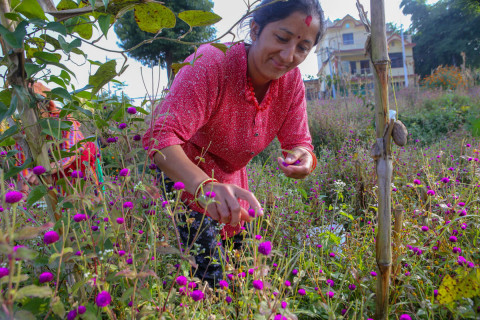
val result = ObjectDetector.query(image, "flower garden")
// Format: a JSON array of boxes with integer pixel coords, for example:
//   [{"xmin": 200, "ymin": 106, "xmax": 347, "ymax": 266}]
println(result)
[{"xmin": 0, "ymin": 84, "xmax": 479, "ymax": 319}]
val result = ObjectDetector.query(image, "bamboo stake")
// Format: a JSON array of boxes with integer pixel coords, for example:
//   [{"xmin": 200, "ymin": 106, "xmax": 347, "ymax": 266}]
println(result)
[{"xmin": 356, "ymin": 0, "xmax": 393, "ymax": 318}]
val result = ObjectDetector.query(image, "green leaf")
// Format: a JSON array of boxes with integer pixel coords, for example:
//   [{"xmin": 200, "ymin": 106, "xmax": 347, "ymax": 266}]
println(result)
[
  {"xmin": 98, "ymin": 14, "xmax": 112, "ymax": 38},
  {"xmin": 16, "ymin": 0, "xmax": 47, "ymax": 19},
  {"xmin": 46, "ymin": 22, "xmax": 67, "ymax": 36},
  {"xmin": 33, "ymin": 51, "xmax": 61, "ymax": 64},
  {"xmin": 24, "ymin": 63, "xmax": 45, "ymax": 77},
  {"xmin": 40, "ymin": 118, "xmax": 72, "ymax": 140},
  {"xmin": 210, "ymin": 43, "xmax": 229, "ymax": 55},
  {"xmin": 49, "ymin": 247, "xmax": 73, "ymax": 264},
  {"xmin": 26, "ymin": 185, "xmax": 48, "ymax": 209},
  {"xmin": 15, "ymin": 222, "xmax": 54, "ymax": 240},
  {"xmin": 14, "ymin": 246, "xmax": 38, "ymax": 260},
  {"xmin": 50, "ymin": 87, "xmax": 72, "ymax": 102},
  {"xmin": 58, "ymin": 35, "xmax": 82, "ymax": 54},
  {"xmin": 4, "ymin": 158, "xmax": 32, "ymax": 180},
  {"xmin": 0, "ymin": 20, "xmax": 27, "ymax": 49},
  {"xmin": 0, "ymin": 124, "xmax": 18, "ymax": 143},
  {"xmin": 51, "ymin": 297, "xmax": 65, "ymax": 318},
  {"xmin": 73, "ymin": 17, "xmax": 93, "ymax": 39},
  {"xmin": 178, "ymin": 10, "xmax": 221, "ymax": 27},
  {"xmin": 171, "ymin": 62, "xmax": 190, "ymax": 75},
  {"xmin": 0, "ymin": 89, "xmax": 12, "ymax": 106},
  {"xmin": 88, "ymin": 60, "xmax": 117, "ymax": 95},
  {"xmin": 0, "ymin": 100, "xmax": 16, "ymax": 123},
  {"xmin": 15, "ymin": 285, "xmax": 52, "ymax": 301},
  {"xmin": 13, "ymin": 310, "xmax": 36, "ymax": 320},
  {"xmin": 134, "ymin": 2, "xmax": 175, "ymax": 33},
  {"xmin": 338, "ymin": 210, "xmax": 354, "ymax": 221}
]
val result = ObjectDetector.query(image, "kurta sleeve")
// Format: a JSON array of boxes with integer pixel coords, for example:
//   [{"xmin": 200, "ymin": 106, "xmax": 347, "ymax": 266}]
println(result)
[
  {"xmin": 276, "ymin": 70, "xmax": 314, "ymax": 152},
  {"xmin": 143, "ymin": 49, "xmax": 220, "ymax": 159},
  {"xmin": 56, "ymin": 120, "xmax": 85, "ymax": 168}
]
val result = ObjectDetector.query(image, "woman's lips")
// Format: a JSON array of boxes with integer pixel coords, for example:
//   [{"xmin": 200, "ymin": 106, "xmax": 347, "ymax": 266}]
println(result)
[{"xmin": 271, "ymin": 58, "xmax": 288, "ymax": 70}]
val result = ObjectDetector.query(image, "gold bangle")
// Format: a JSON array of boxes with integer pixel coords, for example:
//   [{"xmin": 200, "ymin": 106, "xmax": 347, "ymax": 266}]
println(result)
[{"xmin": 194, "ymin": 178, "xmax": 218, "ymax": 201}]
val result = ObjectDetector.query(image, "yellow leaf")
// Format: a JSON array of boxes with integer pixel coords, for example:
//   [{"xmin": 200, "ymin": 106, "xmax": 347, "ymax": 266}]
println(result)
[{"xmin": 437, "ymin": 274, "xmax": 457, "ymax": 305}]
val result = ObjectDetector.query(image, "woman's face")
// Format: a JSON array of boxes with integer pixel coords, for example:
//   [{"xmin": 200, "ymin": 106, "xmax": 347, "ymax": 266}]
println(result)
[{"xmin": 248, "ymin": 11, "xmax": 321, "ymax": 86}]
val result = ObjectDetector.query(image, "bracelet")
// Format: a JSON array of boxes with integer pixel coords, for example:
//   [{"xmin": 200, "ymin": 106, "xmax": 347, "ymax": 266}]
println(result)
[
  {"xmin": 293, "ymin": 147, "xmax": 317, "ymax": 173},
  {"xmin": 194, "ymin": 178, "xmax": 219, "ymax": 203}
]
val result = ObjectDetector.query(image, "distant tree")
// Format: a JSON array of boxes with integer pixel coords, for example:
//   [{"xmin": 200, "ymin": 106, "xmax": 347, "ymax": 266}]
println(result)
[
  {"xmin": 114, "ymin": 0, "xmax": 216, "ymax": 81},
  {"xmin": 400, "ymin": 0, "xmax": 480, "ymax": 77}
]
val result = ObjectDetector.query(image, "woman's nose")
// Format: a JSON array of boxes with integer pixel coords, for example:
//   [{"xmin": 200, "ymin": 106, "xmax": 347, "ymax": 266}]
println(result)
[{"xmin": 279, "ymin": 45, "xmax": 295, "ymax": 63}]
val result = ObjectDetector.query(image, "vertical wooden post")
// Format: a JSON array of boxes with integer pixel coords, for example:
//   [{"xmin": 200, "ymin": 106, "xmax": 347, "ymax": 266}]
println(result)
[{"xmin": 370, "ymin": 0, "xmax": 393, "ymax": 319}]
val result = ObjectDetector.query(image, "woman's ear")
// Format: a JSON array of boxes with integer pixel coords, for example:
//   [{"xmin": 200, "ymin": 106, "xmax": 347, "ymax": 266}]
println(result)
[{"xmin": 250, "ymin": 20, "xmax": 259, "ymax": 41}]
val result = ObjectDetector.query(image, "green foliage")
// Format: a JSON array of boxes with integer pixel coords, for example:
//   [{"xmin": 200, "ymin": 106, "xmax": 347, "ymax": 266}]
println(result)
[
  {"xmin": 399, "ymin": 92, "xmax": 480, "ymax": 144},
  {"xmin": 114, "ymin": 0, "xmax": 216, "ymax": 79},
  {"xmin": 400, "ymin": 0, "xmax": 480, "ymax": 77}
]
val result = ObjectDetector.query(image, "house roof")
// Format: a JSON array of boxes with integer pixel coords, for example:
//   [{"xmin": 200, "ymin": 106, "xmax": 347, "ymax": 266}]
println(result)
[{"xmin": 327, "ymin": 14, "xmax": 364, "ymax": 29}]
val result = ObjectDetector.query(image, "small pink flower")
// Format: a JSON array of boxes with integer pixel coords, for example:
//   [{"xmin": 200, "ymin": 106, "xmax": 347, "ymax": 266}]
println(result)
[
  {"xmin": 116, "ymin": 217, "xmax": 124, "ymax": 224},
  {"xmin": 252, "ymin": 279, "xmax": 263, "ymax": 290},
  {"xmin": 173, "ymin": 181, "xmax": 185, "ymax": 190},
  {"xmin": 95, "ymin": 291, "xmax": 112, "ymax": 307},
  {"xmin": 427, "ymin": 189, "xmax": 435, "ymax": 196},
  {"xmin": 123, "ymin": 202, "xmax": 133, "ymax": 209},
  {"xmin": 327, "ymin": 291, "xmax": 335, "ymax": 298},
  {"xmin": 127, "ymin": 107, "xmax": 137, "ymax": 114},
  {"xmin": 73, "ymin": 214, "xmax": 87, "ymax": 222},
  {"xmin": 5, "ymin": 191, "xmax": 23, "ymax": 204},
  {"xmin": 190, "ymin": 290, "xmax": 204, "ymax": 301},
  {"xmin": 0, "ymin": 268, "xmax": 9, "ymax": 278},
  {"xmin": 33, "ymin": 166, "xmax": 46, "ymax": 175},
  {"xmin": 298, "ymin": 288, "xmax": 306, "ymax": 296},
  {"xmin": 176, "ymin": 276, "xmax": 188, "ymax": 286},
  {"xmin": 218, "ymin": 280, "xmax": 229, "ymax": 289},
  {"xmin": 421, "ymin": 226, "xmax": 429, "ymax": 232},
  {"xmin": 44, "ymin": 230, "xmax": 59, "ymax": 244},
  {"xmin": 39, "ymin": 272, "xmax": 54, "ymax": 283},
  {"xmin": 119, "ymin": 168, "xmax": 130, "ymax": 177},
  {"xmin": 71, "ymin": 170, "xmax": 83, "ymax": 178},
  {"xmin": 258, "ymin": 241, "xmax": 272, "ymax": 256}
]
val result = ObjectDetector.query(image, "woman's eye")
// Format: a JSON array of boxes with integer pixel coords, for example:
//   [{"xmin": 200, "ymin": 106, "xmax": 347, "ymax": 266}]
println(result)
[
  {"xmin": 276, "ymin": 35, "xmax": 288, "ymax": 42},
  {"xmin": 298, "ymin": 46, "xmax": 308, "ymax": 52}
]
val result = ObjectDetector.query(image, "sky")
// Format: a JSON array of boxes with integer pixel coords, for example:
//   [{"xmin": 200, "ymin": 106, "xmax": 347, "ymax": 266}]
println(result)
[{"xmin": 8, "ymin": 0, "xmax": 436, "ymax": 103}]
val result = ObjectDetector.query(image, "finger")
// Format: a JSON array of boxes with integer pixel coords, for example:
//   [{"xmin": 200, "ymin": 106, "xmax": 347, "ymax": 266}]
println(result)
[
  {"xmin": 215, "ymin": 199, "xmax": 231, "ymax": 225},
  {"xmin": 240, "ymin": 207, "xmax": 253, "ymax": 223},
  {"xmin": 225, "ymin": 196, "xmax": 241, "ymax": 227},
  {"xmin": 234, "ymin": 188, "xmax": 263, "ymax": 217},
  {"xmin": 204, "ymin": 202, "xmax": 221, "ymax": 221}
]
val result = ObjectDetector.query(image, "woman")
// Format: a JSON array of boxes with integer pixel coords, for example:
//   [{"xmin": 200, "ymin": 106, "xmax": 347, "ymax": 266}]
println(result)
[{"xmin": 143, "ymin": 0, "xmax": 324, "ymax": 286}]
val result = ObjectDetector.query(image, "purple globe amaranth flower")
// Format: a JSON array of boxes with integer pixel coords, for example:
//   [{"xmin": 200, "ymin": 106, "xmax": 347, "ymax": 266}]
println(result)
[
  {"xmin": 458, "ymin": 255, "xmax": 467, "ymax": 266},
  {"xmin": 298, "ymin": 288, "xmax": 306, "ymax": 296},
  {"xmin": 123, "ymin": 202, "xmax": 133, "ymax": 209},
  {"xmin": 133, "ymin": 134, "xmax": 141, "ymax": 141},
  {"xmin": 452, "ymin": 247, "xmax": 461, "ymax": 254},
  {"xmin": 258, "ymin": 241, "xmax": 272, "ymax": 256},
  {"xmin": 348, "ymin": 284, "xmax": 356, "ymax": 290},
  {"xmin": 292, "ymin": 269, "xmax": 298, "ymax": 275},
  {"xmin": 326, "ymin": 279, "xmax": 335, "ymax": 287},
  {"xmin": 225, "ymin": 296, "xmax": 232, "ymax": 303},
  {"xmin": 44, "ymin": 230, "xmax": 60, "ymax": 244},
  {"xmin": 248, "ymin": 208, "xmax": 256, "ymax": 217},
  {"xmin": 107, "ymin": 137, "xmax": 117, "ymax": 143},
  {"xmin": 66, "ymin": 309, "xmax": 77, "ymax": 320},
  {"xmin": 399, "ymin": 315, "xmax": 412, "ymax": 320},
  {"xmin": 413, "ymin": 179, "xmax": 421, "ymax": 185},
  {"xmin": 33, "ymin": 165, "xmax": 46, "ymax": 175},
  {"xmin": 119, "ymin": 168, "xmax": 130, "ymax": 177},
  {"xmin": 441, "ymin": 177, "xmax": 450, "ymax": 183},
  {"xmin": 118, "ymin": 123, "xmax": 127, "ymax": 130},
  {"xmin": 126, "ymin": 258, "xmax": 133, "ymax": 265},
  {"xmin": 252, "ymin": 279, "xmax": 263, "ymax": 290},
  {"xmin": 421, "ymin": 226, "xmax": 429, "ymax": 232},
  {"xmin": 148, "ymin": 163, "xmax": 157, "ymax": 170},
  {"xmin": 284, "ymin": 280, "xmax": 291, "ymax": 287},
  {"xmin": 73, "ymin": 214, "xmax": 87, "ymax": 222},
  {"xmin": 77, "ymin": 306, "xmax": 86, "ymax": 314},
  {"xmin": 449, "ymin": 235, "xmax": 458, "ymax": 243},
  {"xmin": 434, "ymin": 289, "xmax": 438, "ymax": 297},
  {"xmin": 39, "ymin": 272, "xmax": 54, "ymax": 283},
  {"xmin": 127, "ymin": 107, "xmax": 137, "ymax": 114},
  {"xmin": 0, "ymin": 268, "xmax": 9, "ymax": 278},
  {"xmin": 427, "ymin": 189, "xmax": 435, "ymax": 196},
  {"xmin": 116, "ymin": 217, "xmax": 124, "ymax": 224},
  {"xmin": 327, "ymin": 291, "xmax": 335, "ymax": 298},
  {"xmin": 218, "ymin": 280, "xmax": 229, "ymax": 289},
  {"xmin": 176, "ymin": 276, "xmax": 188, "ymax": 286},
  {"xmin": 71, "ymin": 170, "xmax": 83, "ymax": 178},
  {"xmin": 173, "ymin": 181, "xmax": 185, "ymax": 190},
  {"xmin": 329, "ymin": 252, "xmax": 336, "ymax": 258},
  {"xmin": 91, "ymin": 225, "xmax": 99, "ymax": 231},
  {"xmin": 458, "ymin": 202, "xmax": 465, "ymax": 207},
  {"xmin": 370, "ymin": 271, "xmax": 377, "ymax": 277},
  {"xmin": 96, "ymin": 291, "xmax": 112, "ymax": 307},
  {"xmin": 281, "ymin": 301, "xmax": 288, "ymax": 309},
  {"xmin": 5, "ymin": 191, "xmax": 23, "ymax": 204},
  {"xmin": 118, "ymin": 250, "xmax": 126, "ymax": 256},
  {"xmin": 190, "ymin": 290, "xmax": 204, "ymax": 301}
]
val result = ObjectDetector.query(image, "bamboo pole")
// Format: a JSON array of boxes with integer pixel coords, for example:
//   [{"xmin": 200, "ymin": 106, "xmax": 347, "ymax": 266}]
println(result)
[
  {"xmin": 356, "ymin": 0, "xmax": 393, "ymax": 318},
  {"xmin": 370, "ymin": 1, "xmax": 392, "ymax": 319}
]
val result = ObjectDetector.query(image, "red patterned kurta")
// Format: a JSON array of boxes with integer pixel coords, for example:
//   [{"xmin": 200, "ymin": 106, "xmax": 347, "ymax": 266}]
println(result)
[{"xmin": 143, "ymin": 42, "xmax": 313, "ymax": 238}]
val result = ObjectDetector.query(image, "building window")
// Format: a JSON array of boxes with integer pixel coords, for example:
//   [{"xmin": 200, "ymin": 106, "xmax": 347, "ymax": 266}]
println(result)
[
  {"xmin": 350, "ymin": 61, "xmax": 357, "ymax": 74},
  {"xmin": 360, "ymin": 60, "xmax": 370, "ymax": 74},
  {"xmin": 343, "ymin": 33, "xmax": 354, "ymax": 45},
  {"xmin": 389, "ymin": 52, "xmax": 403, "ymax": 68},
  {"xmin": 345, "ymin": 23, "xmax": 350, "ymax": 29}
]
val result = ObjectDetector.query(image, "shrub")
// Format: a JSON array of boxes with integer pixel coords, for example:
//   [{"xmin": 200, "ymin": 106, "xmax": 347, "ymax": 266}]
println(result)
[{"xmin": 422, "ymin": 66, "xmax": 467, "ymax": 90}]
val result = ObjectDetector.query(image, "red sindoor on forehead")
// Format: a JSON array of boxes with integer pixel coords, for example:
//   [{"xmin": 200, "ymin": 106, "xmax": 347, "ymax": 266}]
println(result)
[{"xmin": 305, "ymin": 15, "xmax": 312, "ymax": 27}]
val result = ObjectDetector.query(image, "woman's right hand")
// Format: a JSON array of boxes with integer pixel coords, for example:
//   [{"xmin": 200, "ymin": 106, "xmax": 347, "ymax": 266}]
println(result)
[{"xmin": 198, "ymin": 182, "xmax": 263, "ymax": 226}]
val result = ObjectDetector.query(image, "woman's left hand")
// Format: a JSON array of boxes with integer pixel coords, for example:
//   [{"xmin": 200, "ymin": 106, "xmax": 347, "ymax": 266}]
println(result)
[{"xmin": 277, "ymin": 147, "xmax": 313, "ymax": 179}]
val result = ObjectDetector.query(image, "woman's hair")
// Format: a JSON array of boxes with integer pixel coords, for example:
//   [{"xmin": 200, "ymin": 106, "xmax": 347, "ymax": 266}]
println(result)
[{"xmin": 248, "ymin": 0, "xmax": 325, "ymax": 45}]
